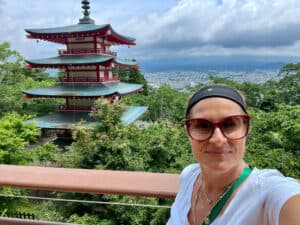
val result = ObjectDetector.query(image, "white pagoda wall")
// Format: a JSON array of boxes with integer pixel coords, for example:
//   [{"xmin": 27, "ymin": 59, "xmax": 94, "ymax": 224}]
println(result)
[
  {"xmin": 68, "ymin": 65, "xmax": 97, "ymax": 78},
  {"xmin": 67, "ymin": 37, "xmax": 94, "ymax": 50},
  {"xmin": 66, "ymin": 37, "xmax": 111, "ymax": 51}
]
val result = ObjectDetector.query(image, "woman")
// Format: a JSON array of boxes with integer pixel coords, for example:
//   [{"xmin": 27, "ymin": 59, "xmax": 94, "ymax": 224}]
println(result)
[{"xmin": 167, "ymin": 85, "xmax": 300, "ymax": 225}]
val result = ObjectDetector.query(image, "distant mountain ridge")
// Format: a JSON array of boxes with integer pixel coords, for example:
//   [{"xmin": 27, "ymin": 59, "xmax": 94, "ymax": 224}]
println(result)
[{"xmin": 139, "ymin": 55, "xmax": 300, "ymax": 72}]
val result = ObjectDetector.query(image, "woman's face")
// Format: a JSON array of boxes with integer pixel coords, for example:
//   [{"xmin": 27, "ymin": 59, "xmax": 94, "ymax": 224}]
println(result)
[{"xmin": 187, "ymin": 97, "xmax": 248, "ymax": 173}]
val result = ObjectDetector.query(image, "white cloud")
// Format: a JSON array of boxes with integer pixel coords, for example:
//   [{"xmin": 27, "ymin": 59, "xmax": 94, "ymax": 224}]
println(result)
[
  {"xmin": 1, "ymin": 0, "xmax": 300, "ymax": 60},
  {"xmin": 118, "ymin": 0, "xmax": 300, "ymax": 58}
]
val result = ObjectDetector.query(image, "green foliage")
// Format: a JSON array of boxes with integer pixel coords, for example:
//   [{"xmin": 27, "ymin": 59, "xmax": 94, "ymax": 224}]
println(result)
[
  {"xmin": 0, "ymin": 113, "xmax": 40, "ymax": 164},
  {"xmin": 69, "ymin": 214, "xmax": 114, "ymax": 225},
  {"xmin": 209, "ymin": 72, "xmax": 300, "ymax": 110},
  {"xmin": 150, "ymin": 208, "xmax": 171, "ymax": 225},
  {"xmin": 0, "ymin": 42, "xmax": 20, "ymax": 62},
  {"xmin": 34, "ymin": 201, "xmax": 65, "ymax": 221},
  {"xmin": 29, "ymin": 143, "xmax": 60, "ymax": 166},
  {"xmin": 115, "ymin": 68, "xmax": 149, "ymax": 94},
  {"xmin": 61, "ymin": 99, "xmax": 145, "ymax": 170},
  {"xmin": 245, "ymin": 104, "xmax": 300, "ymax": 177},
  {"xmin": 135, "ymin": 121, "xmax": 193, "ymax": 173},
  {"xmin": 279, "ymin": 63, "xmax": 300, "ymax": 74},
  {"xmin": 0, "ymin": 188, "xmax": 30, "ymax": 214},
  {"xmin": 126, "ymin": 85, "xmax": 189, "ymax": 122},
  {"xmin": 0, "ymin": 42, "xmax": 58, "ymax": 117}
]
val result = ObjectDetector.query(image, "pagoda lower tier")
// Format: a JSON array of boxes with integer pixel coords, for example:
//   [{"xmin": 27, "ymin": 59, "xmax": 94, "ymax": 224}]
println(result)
[
  {"xmin": 22, "ymin": 81, "xmax": 147, "ymax": 129},
  {"xmin": 23, "ymin": 107, "xmax": 148, "ymax": 129}
]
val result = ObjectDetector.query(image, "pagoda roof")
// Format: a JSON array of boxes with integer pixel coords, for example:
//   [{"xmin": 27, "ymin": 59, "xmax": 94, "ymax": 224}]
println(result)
[
  {"xmin": 25, "ymin": 24, "xmax": 135, "ymax": 45},
  {"xmin": 25, "ymin": 55, "xmax": 138, "ymax": 68},
  {"xmin": 23, "ymin": 107, "xmax": 148, "ymax": 129},
  {"xmin": 22, "ymin": 82, "xmax": 143, "ymax": 98}
]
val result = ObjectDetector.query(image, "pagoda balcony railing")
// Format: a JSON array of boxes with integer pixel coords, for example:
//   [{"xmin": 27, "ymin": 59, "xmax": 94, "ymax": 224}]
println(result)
[
  {"xmin": 58, "ymin": 105, "xmax": 92, "ymax": 112},
  {"xmin": 59, "ymin": 77, "xmax": 98, "ymax": 82},
  {"xmin": 60, "ymin": 76, "xmax": 119, "ymax": 83},
  {"xmin": 0, "ymin": 165, "xmax": 179, "ymax": 225},
  {"xmin": 104, "ymin": 76, "xmax": 119, "ymax": 82},
  {"xmin": 58, "ymin": 49, "xmax": 117, "ymax": 56}
]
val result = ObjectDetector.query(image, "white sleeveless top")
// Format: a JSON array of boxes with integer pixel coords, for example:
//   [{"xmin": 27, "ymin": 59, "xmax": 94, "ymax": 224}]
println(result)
[{"xmin": 167, "ymin": 163, "xmax": 300, "ymax": 225}]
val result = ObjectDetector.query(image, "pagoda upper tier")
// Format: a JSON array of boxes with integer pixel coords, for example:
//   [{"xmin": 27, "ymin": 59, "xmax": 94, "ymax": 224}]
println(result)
[
  {"xmin": 25, "ymin": 55, "xmax": 138, "ymax": 69},
  {"xmin": 23, "ymin": 82, "xmax": 144, "ymax": 98},
  {"xmin": 25, "ymin": 24, "xmax": 136, "ymax": 46}
]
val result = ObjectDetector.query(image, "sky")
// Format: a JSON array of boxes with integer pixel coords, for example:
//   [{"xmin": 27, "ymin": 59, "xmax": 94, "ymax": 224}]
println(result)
[{"xmin": 1, "ymin": 0, "xmax": 300, "ymax": 70}]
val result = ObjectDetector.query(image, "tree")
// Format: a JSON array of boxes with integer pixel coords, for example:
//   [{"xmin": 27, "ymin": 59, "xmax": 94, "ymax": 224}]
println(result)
[
  {"xmin": 125, "ymin": 85, "xmax": 189, "ymax": 122},
  {"xmin": 61, "ymin": 99, "xmax": 145, "ymax": 170},
  {"xmin": 114, "ymin": 68, "xmax": 149, "ymax": 94},
  {"xmin": 0, "ymin": 112, "xmax": 40, "ymax": 164},
  {"xmin": 0, "ymin": 42, "xmax": 58, "ymax": 117},
  {"xmin": 245, "ymin": 105, "xmax": 300, "ymax": 177}
]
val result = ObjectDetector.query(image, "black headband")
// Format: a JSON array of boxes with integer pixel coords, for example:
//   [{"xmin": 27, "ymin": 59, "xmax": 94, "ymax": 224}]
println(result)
[{"xmin": 186, "ymin": 85, "xmax": 247, "ymax": 116}]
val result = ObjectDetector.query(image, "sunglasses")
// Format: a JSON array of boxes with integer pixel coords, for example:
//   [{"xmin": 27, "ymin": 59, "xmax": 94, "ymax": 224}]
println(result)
[{"xmin": 185, "ymin": 115, "xmax": 250, "ymax": 142}]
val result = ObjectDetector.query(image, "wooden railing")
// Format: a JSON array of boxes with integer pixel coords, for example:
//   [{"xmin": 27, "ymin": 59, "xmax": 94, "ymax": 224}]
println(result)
[
  {"xmin": 0, "ymin": 165, "xmax": 179, "ymax": 224},
  {"xmin": 0, "ymin": 217, "xmax": 78, "ymax": 225},
  {"xmin": 0, "ymin": 165, "xmax": 179, "ymax": 198}
]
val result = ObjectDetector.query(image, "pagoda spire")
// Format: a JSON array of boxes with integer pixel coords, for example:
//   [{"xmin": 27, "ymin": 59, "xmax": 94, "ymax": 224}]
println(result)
[{"xmin": 78, "ymin": 0, "xmax": 95, "ymax": 24}]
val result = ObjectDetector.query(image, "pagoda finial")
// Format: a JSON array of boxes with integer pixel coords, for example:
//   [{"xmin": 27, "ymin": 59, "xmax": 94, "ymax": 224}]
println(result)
[{"xmin": 79, "ymin": 0, "xmax": 95, "ymax": 24}]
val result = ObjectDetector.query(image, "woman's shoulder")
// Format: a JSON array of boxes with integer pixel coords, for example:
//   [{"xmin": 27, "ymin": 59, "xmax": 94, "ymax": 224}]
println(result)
[
  {"xmin": 177, "ymin": 163, "xmax": 200, "ymax": 191},
  {"xmin": 180, "ymin": 163, "xmax": 200, "ymax": 180},
  {"xmin": 254, "ymin": 168, "xmax": 297, "ymax": 181},
  {"xmin": 252, "ymin": 168, "xmax": 300, "ymax": 190},
  {"xmin": 251, "ymin": 168, "xmax": 300, "ymax": 225}
]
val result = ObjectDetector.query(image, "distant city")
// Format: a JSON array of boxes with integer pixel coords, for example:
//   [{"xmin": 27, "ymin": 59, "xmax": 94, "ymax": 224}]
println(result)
[
  {"xmin": 142, "ymin": 70, "xmax": 282, "ymax": 89},
  {"xmin": 47, "ymin": 68, "xmax": 284, "ymax": 90},
  {"xmin": 136, "ymin": 55, "xmax": 299, "ymax": 89}
]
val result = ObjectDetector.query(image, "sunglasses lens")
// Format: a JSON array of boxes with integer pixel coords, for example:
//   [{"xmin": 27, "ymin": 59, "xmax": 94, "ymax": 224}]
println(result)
[
  {"xmin": 186, "ymin": 116, "xmax": 249, "ymax": 141},
  {"xmin": 220, "ymin": 116, "xmax": 249, "ymax": 139},
  {"xmin": 187, "ymin": 119, "xmax": 213, "ymax": 141}
]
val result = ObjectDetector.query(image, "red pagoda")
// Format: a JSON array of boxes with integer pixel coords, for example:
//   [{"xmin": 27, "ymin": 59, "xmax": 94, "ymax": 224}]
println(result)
[{"xmin": 23, "ymin": 0, "xmax": 147, "ymax": 138}]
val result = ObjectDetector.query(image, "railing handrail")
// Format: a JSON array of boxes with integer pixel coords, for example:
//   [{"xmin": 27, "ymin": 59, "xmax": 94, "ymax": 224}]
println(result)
[
  {"xmin": 0, "ymin": 217, "xmax": 78, "ymax": 225},
  {"xmin": 0, "ymin": 165, "xmax": 179, "ymax": 199}
]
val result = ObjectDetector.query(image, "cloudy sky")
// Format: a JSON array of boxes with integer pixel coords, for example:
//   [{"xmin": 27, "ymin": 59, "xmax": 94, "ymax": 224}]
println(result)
[{"xmin": 1, "ymin": 0, "xmax": 300, "ymax": 67}]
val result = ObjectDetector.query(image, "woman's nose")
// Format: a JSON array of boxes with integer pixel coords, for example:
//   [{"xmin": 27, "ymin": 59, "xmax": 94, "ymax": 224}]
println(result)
[{"xmin": 208, "ymin": 127, "xmax": 227, "ymax": 145}]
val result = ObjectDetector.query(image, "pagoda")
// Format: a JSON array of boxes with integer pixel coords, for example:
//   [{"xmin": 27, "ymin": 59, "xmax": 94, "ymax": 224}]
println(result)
[{"xmin": 23, "ymin": 0, "xmax": 147, "ymax": 138}]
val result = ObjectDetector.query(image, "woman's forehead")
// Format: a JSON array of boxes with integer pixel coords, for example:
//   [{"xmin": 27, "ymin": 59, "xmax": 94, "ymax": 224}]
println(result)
[{"xmin": 190, "ymin": 97, "xmax": 245, "ymax": 118}]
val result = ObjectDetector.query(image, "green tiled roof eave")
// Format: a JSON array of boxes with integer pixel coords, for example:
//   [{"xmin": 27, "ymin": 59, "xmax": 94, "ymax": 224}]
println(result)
[
  {"xmin": 25, "ymin": 24, "xmax": 135, "ymax": 43},
  {"xmin": 115, "ymin": 58, "xmax": 138, "ymax": 66},
  {"xmin": 121, "ymin": 106, "xmax": 148, "ymax": 125},
  {"xmin": 25, "ymin": 24, "xmax": 109, "ymax": 35},
  {"xmin": 23, "ymin": 107, "xmax": 148, "ymax": 129},
  {"xmin": 110, "ymin": 27, "xmax": 136, "ymax": 42},
  {"xmin": 22, "ymin": 82, "xmax": 144, "ymax": 97},
  {"xmin": 26, "ymin": 55, "xmax": 113, "ymax": 66}
]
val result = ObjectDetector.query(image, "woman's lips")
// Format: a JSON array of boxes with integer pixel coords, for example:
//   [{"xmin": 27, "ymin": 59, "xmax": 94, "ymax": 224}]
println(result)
[{"xmin": 205, "ymin": 150, "xmax": 230, "ymax": 156}]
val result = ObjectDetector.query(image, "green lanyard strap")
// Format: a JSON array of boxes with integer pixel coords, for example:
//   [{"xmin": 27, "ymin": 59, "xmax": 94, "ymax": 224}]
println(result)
[{"xmin": 203, "ymin": 167, "xmax": 252, "ymax": 225}]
